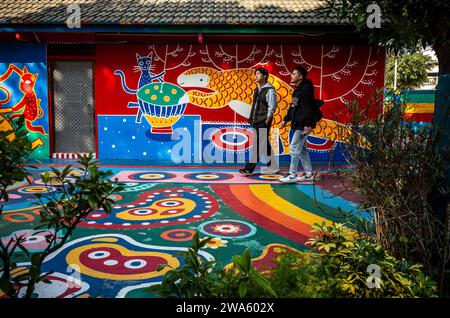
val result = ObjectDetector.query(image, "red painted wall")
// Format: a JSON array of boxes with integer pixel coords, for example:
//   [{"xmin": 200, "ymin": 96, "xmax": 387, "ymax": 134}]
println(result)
[
  {"xmin": 96, "ymin": 44, "xmax": 384, "ymax": 120},
  {"xmin": 95, "ymin": 44, "xmax": 385, "ymax": 161}
]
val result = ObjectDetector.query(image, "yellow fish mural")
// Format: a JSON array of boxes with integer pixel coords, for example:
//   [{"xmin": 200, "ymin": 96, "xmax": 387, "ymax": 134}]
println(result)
[{"xmin": 177, "ymin": 67, "xmax": 368, "ymax": 154}]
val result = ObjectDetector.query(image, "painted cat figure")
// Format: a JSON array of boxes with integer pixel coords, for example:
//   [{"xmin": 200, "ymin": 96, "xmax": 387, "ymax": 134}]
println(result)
[
  {"xmin": 0, "ymin": 65, "xmax": 45, "ymax": 134},
  {"xmin": 114, "ymin": 52, "xmax": 166, "ymax": 123}
]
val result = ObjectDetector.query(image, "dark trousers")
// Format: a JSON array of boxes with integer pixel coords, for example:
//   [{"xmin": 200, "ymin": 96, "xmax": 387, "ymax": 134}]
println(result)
[{"xmin": 244, "ymin": 121, "xmax": 273, "ymax": 173}]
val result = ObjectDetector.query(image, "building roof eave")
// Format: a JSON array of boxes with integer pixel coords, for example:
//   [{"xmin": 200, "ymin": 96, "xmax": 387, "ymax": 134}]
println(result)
[{"xmin": 0, "ymin": 22, "xmax": 354, "ymax": 35}]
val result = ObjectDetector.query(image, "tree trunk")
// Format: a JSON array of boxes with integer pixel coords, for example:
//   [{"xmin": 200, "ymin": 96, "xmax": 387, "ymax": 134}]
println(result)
[
  {"xmin": 432, "ymin": 39, "xmax": 450, "ymax": 294},
  {"xmin": 435, "ymin": 44, "xmax": 450, "ymax": 76},
  {"xmin": 431, "ymin": 6, "xmax": 450, "ymax": 76}
]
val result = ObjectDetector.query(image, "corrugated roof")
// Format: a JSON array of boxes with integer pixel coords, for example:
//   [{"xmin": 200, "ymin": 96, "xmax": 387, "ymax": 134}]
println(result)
[{"xmin": 0, "ymin": 0, "xmax": 342, "ymax": 25}]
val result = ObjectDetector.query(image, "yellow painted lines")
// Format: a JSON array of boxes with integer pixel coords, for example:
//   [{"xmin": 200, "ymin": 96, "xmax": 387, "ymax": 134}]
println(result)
[{"xmin": 249, "ymin": 184, "xmax": 332, "ymax": 226}]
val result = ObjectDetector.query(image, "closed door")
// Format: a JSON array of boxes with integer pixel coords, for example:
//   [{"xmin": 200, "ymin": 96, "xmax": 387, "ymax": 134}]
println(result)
[{"xmin": 52, "ymin": 61, "xmax": 95, "ymax": 153}]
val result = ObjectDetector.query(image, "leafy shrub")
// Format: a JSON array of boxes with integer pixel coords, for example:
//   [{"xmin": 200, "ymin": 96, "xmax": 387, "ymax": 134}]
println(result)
[
  {"xmin": 267, "ymin": 223, "xmax": 438, "ymax": 298},
  {"xmin": 265, "ymin": 250, "xmax": 335, "ymax": 298},
  {"xmin": 0, "ymin": 115, "xmax": 32, "ymax": 208},
  {"xmin": 0, "ymin": 115, "xmax": 33, "ymax": 297},
  {"xmin": 0, "ymin": 154, "xmax": 123, "ymax": 298},
  {"xmin": 332, "ymin": 91, "xmax": 449, "ymax": 295},
  {"xmin": 148, "ymin": 232, "xmax": 276, "ymax": 298}
]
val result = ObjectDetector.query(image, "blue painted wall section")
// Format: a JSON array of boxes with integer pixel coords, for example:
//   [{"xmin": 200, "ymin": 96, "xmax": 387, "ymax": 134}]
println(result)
[{"xmin": 0, "ymin": 43, "xmax": 49, "ymax": 159}]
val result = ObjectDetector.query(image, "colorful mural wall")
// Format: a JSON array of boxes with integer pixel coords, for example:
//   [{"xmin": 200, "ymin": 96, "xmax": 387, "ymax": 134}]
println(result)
[
  {"xmin": 0, "ymin": 44, "xmax": 49, "ymax": 159},
  {"xmin": 385, "ymin": 90, "xmax": 435, "ymax": 132},
  {"xmin": 96, "ymin": 44, "xmax": 385, "ymax": 164}
]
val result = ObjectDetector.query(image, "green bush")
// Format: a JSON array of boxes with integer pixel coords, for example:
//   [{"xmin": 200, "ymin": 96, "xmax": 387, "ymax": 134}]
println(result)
[
  {"xmin": 267, "ymin": 223, "xmax": 438, "ymax": 298},
  {"xmin": 148, "ymin": 232, "xmax": 276, "ymax": 298},
  {"xmin": 0, "ymin": 115, "xmax": 32, "ymax": 208},
  {"xmin": 0, "ymin": 154, "xmax": 123, "ymax": 298},
  {"xmin": 338, "ymin": 93, "xmax": 449, "ymax": 294},
  {"xmin": 265, "ymin": 251, "xmax": 335, "ymax": 298},
  {"xmin": 0, "ymin": 115, "xmax": 33, "ymax": 297}
]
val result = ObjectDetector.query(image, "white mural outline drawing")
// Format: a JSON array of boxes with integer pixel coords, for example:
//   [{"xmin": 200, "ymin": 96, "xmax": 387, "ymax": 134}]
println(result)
[
  {"xmin": 323, "ymin": 46, "xmax": 358, "ymax": 81},
  {"xmin": 291, "ymin": 45, "xmax": 378, "ymax": 106},
  {"xmin": 239, "ymin": 45, "xmax": 263, "ymax": 65},
  {"xmin": 274, "ymin": 45, "xmax": 291, "ymax": 77},
  {"xmin": 291, "ymin": 45, "xmax": 322, "ymax": 90},
  {"xmin": 323, "ymin": 45, "xmax": 340, "ymax": 59},
  {"xmin": 200, "ymin": 46, "xmax": 224, "ymax": 71},
  {"xmin": 215, "ymin": 45, "xmax": 235, "ymax": 64},
  {"xmin": 324, "ymin": 47, "xmax": 378, "ymax": 103},
  {"xmin": 149, "ymin": 44, "xmax": 196, "ymax": 70},
  {"xmin": 256, "ymin": 46, "xmax": 276, "ymax": 67},
  {"xmin": 292, "ymin": 45, "xmax": 321, "ymax": 70}
]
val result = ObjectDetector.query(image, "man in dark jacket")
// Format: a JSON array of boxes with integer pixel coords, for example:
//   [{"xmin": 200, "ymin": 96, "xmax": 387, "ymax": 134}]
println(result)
[
  {"xmin": 239, "ymin": 67, "xmax": 279, "ymax": 176},
  {"xmin": 279, "ymin": 66, "xmax": 315, "ymax": 183}
]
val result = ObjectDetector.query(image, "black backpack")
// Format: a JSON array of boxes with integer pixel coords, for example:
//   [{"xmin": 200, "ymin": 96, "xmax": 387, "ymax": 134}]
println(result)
[{"xmin": 313, "ymin": 99, "xmax": 324, "ymax": 123}]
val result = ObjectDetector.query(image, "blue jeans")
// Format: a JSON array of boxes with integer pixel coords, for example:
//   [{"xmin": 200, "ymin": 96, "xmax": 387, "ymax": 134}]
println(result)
[{"xmin": 289, "ymin": 130, "xmax": 312, "ymax": 175}]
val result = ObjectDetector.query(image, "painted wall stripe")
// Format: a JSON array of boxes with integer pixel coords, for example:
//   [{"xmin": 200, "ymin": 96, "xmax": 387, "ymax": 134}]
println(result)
[
  {"xmin": 404, "ymin": 103, "xmax": 434, "ymax": 114},
  {"xmin": 403, "ymin": 113, "xmax": 434, "ymax": 122},
  {"xmin": 402, "ymin": 93, "xmax": 435, "ymax": 103},
  {"xmin": 52, "ymin": 153, "xmax": 97, "ymax": 159}
]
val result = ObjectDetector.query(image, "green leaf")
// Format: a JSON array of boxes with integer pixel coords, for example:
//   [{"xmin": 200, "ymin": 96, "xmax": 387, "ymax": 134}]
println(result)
[
  {"xmin": 253, "ymin": 275, "xmax": 277, "ymax": 298},
  {"xmin": 239, "ymin": 281, "xmax": 248, "ymax": 298},
  {"xmin": 146, "ymin": 284, "xmax": 162, "ymax": 292},
  {"xmin": 157, "ymin": 264, "xmax": 173, "ymax": 272},
  {"xmin": 87, "ymin": 196, "xmax": 98, "ymax": 209},
  {"xmin": 0, "ymin": 278, "xmax": 12, "ymax": 295},
  {"xmin": 232, "ymin": 255, "xmax": 246, "ymax": 273},
  {"xmin": 42, "ymin": 279, "xmax": 52, "ymax": 284},
  {"xmin": 29, "ymin": 266, "xmax": 41, "ymax": 280},
  {"xmin": 102, "ymin": 202, "xmax": 112, "ymax": 214},
  {"xmin": 191, "ymin": 232, "xmax": 200, "ymax": 251},
  {"xmin": 16, "ymin": 242, "xmax": 30, "ymax": 257},
  {"xmin": 242, "ymin": 248, "xmax": 251, "ymax": 273},
  {"xmin": 199, "ymin": 236, "xmax": 213, "ymax": 249},
  {"xmin": 31, "ymin": 253, "xmax": 42, "ymax": 266}
]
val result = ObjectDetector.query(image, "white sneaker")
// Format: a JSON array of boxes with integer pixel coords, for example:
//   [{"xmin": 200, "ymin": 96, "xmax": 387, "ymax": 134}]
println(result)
[
  {"xmin": 297, "ymin": 173, "xmax": 314, "ymax": 182},
  {"xmin": 279, "ymin": 173, "xmax": 298, "ymax": 183},
  {"xmin": 260, "ymin": 166, "xmax": 280, "ymax": 175}
]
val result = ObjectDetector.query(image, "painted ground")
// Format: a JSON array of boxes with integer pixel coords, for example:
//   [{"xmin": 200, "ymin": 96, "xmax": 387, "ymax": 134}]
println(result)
[{"xmin": 0, "ymin": 166, "xmax": 361, "ymax": 298}]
